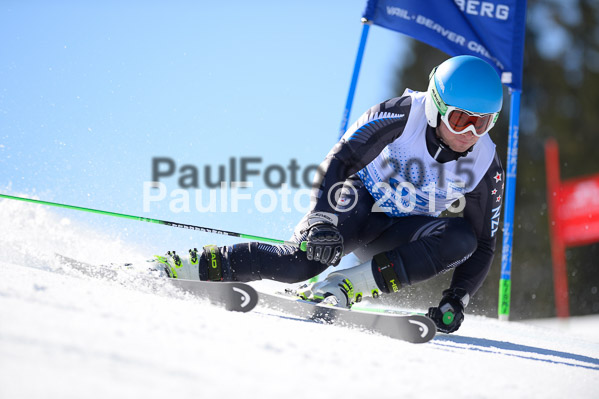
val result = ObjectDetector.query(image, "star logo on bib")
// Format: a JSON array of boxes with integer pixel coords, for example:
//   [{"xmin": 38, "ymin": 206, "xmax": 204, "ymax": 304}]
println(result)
[
  {"xmin": 492, "ymin": 188, "xmax": 497, "ymax": 195},
  {"xmin": 494, "ymin": 172, "xmax": 502, "ymax": 183},
  {"xmin": 496, "ymin": 195, "xmax": 502, "ymax": 202}
]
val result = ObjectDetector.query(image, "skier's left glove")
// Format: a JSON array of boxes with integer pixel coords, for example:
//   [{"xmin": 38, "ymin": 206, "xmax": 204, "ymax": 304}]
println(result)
[
  {"xmin": 304, "ymin": 212, "xmax": 343, "ymax": 266},
  {"xmin": 427, "ymin": 288, "xmax": 470, "ymax": 334}
]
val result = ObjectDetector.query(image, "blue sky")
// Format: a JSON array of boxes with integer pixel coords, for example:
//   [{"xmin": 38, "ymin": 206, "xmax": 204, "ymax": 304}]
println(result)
[{"xmin": 0, "ymin": 1, "xmax": 407, "ymax": 253}]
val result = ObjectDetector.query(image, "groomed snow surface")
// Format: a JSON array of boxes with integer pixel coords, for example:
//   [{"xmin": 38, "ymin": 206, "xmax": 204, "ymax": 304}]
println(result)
[{"xmin": 1, "ymin": 200, "xmax": 598, "ymax": 399}]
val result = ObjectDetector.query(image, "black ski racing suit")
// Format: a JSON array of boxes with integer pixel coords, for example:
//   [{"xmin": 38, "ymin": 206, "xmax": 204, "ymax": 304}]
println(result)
[{"xmin": 199, "ymin": 92, "xmax": 504, "ymax": 301}]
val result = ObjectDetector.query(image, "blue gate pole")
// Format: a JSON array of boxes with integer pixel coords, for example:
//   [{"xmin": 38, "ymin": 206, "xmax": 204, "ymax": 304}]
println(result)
[
  {"xmin": 498, "ymin": 89, "xmax": 522, "ymax": 321},
  {"xmin": 338, "ymin": 19, "xmax": 371, "ymax": 139}
]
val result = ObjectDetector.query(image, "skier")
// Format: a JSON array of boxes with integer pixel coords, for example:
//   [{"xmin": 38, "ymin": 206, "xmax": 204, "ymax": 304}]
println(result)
[{"xmin": 161, "ymin": 55, "xmax": 505, "ymax": 334}]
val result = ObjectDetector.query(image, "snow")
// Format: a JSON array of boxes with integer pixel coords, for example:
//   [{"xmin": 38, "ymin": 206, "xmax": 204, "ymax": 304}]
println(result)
[{"xmin": 1, "ymin": 200, "xmax": 598, "ymax": 399}]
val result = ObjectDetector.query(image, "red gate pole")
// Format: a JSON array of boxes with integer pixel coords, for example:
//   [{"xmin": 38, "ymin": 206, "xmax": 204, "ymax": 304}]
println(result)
[{"xmin": 545, "ymin": 139, "xmax": 570, "ymax": 318}]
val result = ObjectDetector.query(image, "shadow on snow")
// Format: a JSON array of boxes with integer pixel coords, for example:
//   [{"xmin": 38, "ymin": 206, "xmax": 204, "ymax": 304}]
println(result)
[{"xmin": 432, "ymin": 334, "xmax": 599, "ymax": 371}]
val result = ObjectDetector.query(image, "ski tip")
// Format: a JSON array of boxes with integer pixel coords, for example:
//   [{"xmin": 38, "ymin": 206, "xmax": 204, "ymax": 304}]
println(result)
[
  {"xmin": 406, "ymin": 315, "xmax": 437, "ymax": 343},
  {"xmin": 227, "ymin": 282, "xmax": 259, "ymax": 312}
]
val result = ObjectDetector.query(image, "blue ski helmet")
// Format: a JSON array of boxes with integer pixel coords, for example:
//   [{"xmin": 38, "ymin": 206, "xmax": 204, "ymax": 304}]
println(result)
[{"xmin": 425, "ymin": 55, "xmax": 503, "ymax": 128}]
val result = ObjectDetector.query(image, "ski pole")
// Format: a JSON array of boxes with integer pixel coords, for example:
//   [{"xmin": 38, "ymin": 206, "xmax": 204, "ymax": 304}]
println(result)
[{"xmin": 0, "ymin": 193, "xmax": 308, "ymax": 251}]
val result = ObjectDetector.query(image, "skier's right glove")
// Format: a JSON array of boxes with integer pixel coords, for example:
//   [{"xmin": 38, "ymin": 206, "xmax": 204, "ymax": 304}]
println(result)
[
  {"xmin": 427, "ymin": 288, "xmax": 469, "ymax": 334},
  {"xmin": 304, "ymin": 212, "xmax": 343, "ymax": 266}
]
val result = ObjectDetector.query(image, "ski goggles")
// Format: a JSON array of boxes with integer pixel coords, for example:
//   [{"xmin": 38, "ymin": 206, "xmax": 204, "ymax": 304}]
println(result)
[{"xmin": 441, "ymin": 107, "xmax": 499, "ymax": 137}]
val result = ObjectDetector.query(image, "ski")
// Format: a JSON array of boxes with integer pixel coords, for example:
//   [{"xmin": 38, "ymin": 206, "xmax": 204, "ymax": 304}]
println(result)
[
  {"xmin": 257, "ymin": 290, "xmax": 436, "ymax": 344},
  {"xmin": 54, "ymin": 254, "xmax": 258, "ymax": 313},
  {"xmin": 168, "ymin": 278, "xmax": 258, "ymax": 312},
  {"xmin": 54, "ymin": 253, "xmax": 432, "ymax": 337}
]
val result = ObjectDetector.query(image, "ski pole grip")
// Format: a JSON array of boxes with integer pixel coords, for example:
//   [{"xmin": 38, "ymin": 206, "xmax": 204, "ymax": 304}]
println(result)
[{"xmin": 442, "ymin": 310, "xmax": 455, "ymax": 325}]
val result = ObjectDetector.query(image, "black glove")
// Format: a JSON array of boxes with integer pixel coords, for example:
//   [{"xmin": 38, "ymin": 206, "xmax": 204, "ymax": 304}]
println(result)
[
  {"xmin": 305, "ymin": 223, "xmax": 343, "ymax": 266},
  {"xmin": 427, "ymin": 288, "xmax": 469, "ymax": 334}
]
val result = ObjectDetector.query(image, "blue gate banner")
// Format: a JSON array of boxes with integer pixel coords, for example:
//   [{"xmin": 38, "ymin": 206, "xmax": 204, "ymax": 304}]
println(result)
[{"xmin": 363, "ymin": 0, "xmax": 527, "ymax": 90}]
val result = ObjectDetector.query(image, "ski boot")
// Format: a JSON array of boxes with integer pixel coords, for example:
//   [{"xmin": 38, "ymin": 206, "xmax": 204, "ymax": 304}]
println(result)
[
  {"xmin": 153, "ymin": 245, "xmax": 226, "ymax": 281},
  {"xmin": 297, "ymin": 260, "xmax": 382, "ymax": 308},
  {"xmin": 153, "ymin": 248, "xmax": 201, "ymax": 280},
  {"xmin": 198, "ymin": 244, "xmax": 225, "ymax": 281}
]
